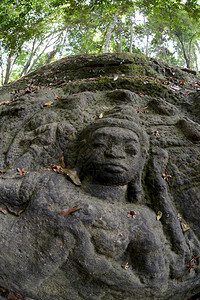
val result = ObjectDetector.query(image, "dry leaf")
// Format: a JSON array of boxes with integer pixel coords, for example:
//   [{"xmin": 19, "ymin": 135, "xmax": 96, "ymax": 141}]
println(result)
[
  {"xmin": 162, "ymin": 173, "xmax": 172, "ymax": 181},
  {"xmin": 94, "ymin": 113, "xmax": 103, "ymax": 120},
  {"xmin": 11, "ymin": 89, "xmax": 19, "ymax": 94},
  {"xmin": 181, "ymin": 222, "xmax": 190, "ymax": 232},
  {"xmin": 43, "ymin": 101, "xmax": 53, "ymax": 106},
  {"xmin": 42, "ymin": 164, "xmax": 63, "ymax": 174},
  {"xmin": 60, "ymin": 206, "xmax": 81, "ymax": 216},
  {"xmin": 56, "ymin": 80, "xmax": 64, "ymax": 85},
  {"xmin": 127, "ymin": 210, "xmax": 136, "ymax": 218},
  {"xmin": 153, "ymin": 130, "xmax": 159, "ymax": 136},
  {"xmin": 0, "ymin": 164, "xmax": 10, "ymax": 174},
  {"xmin": 0, "ymin": 206, "xmax": 8, "ymax": 214},
  {"xmin": 18, "ymin": 209, "xmax": 25, "ymax": 216},
  {"xmin": 102, "ymin": 106, "xmax": 110, "ymax": 111},
  {"xmin": 121, "ymin": 262, "xmax": 129, "ymax": 270},
  {"xmin": 113, "ymin": 74, "xmax": 119, "ymax": 81},
  {"xmin": 0, "ymin": 101, "xmax": 10, "ymax": 106},
  {"xmin": 54, "ymin": 94, "xmax": 63, "ymax": 100},
  {"xmin": 156, "ymin": 211, "xmax": 163, "ymax": 221},
  {"xmin": 177, "ymin": 213, "xmax": 182, "ymax": 221},
  {"xmin": 17, "ymin": 168, "xmax": 27, "ymax": 176},
  {"xmin": 60, "ymin": 155, "xmax": 66, "ymax": 168},
  {"xmin": 63, "ymin": 169, "xmax": 81, "ymax": 186}
]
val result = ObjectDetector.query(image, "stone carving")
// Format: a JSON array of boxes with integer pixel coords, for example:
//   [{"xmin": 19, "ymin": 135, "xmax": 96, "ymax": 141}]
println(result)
[
  {"xmin": 75, "ymin": 110, "xmax": 149, "ymax": 202},
  {"xmin": 0, "ymin": 54, "xmax": 200, "ymax": 300}
]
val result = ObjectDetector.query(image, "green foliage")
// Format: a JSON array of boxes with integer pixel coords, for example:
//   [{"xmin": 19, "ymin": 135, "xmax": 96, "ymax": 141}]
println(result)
[{"xmin": 0, "ymin": 0, "xmax": 200, "ymax": 85}]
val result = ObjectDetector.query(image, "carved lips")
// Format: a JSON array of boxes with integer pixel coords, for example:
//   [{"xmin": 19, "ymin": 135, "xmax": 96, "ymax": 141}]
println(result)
[{"xmin": 103, "ymin": 162, "xmax": 128, "ymax": 173}]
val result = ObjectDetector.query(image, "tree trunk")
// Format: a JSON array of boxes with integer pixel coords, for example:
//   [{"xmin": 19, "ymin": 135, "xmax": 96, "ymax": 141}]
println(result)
[
  {"xmin": 1, "ymin": 67, "xmax": 3, "ymax": 86},
  {"xmin": 4, "ymin": 53, "xmax": 13, "ymax": 85},
  {"xmin": 103, "ymin": 13, "xmax": 118, "ymax": 53},
  {"xmin": 174, "ymin": 30, "xmax": 197, "ymax": 69},
  {"xmin": 98, "ymin": 29, "xmax": 108, "ymax": 53},
  {"xmin": 119, "ymin": 27, "xmax": 122, "ymax": 53},
  {"xmin": 179, "ymin": 39, "xmax": 190, "ymax": 68},
  {"xmin": 20, "ymin": 38, "xmax": 37, "ymax": 76},
  {"xmin": 144, "ymin": 16, "xmax": 149, "ymax": 57},
  {"xmin": 129, "ymin": 17, "xmax": 134, "ymax": 54}
]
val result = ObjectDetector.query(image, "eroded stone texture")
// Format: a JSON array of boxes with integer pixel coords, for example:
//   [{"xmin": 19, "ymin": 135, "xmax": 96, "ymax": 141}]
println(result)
[{"xmin": 0, "ymin": 53, "xmax": 200, "ymax": 300}]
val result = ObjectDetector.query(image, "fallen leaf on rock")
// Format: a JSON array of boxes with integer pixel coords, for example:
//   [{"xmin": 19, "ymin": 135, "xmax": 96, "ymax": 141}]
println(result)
[
  {"xmin": 127, "ymin": 210, "xmax": 136, "ymax": 218},
  {"xmin": 113, "ymin": 74, "xmax": 118, "ymax": 81},
  {"xmin": 102, "ymin": 106, "xmax": 110, "ymax": 111},
  {"xmin": 63, "ymin": 169, "xmax": 82, "ymax": 186},
  {"xmin": 187, "ymin": 256, "xmax": 200, "ymax": 273},
  {"xmin": 7, "ymin": 290, "xmax": 25, "ymax": 300},
  {"xmin": 55, "ymin": 80, "xmax": 64, "ymax": 85},
  {"xmin": 181, "ymin": 221, "xmax": 190, "ymax": 232},
  {"xmin": 43, "ymin": 100, "xmax": 53, "ymax": 107},
  {"xmin": 177, "ymin": 213, "xmax": 182, "ymax": 221},
  {"xmin": 0, "ymin": 101, "xmax": 10, "ymax": 106},
  {"xmin": 18, "ymin": 209, "xmax": 25, "ymax": 216},
  {"xmin": 136, "ymin": 106, "xmax": 148, "ymax": 114},
  {"xmin": 0, "ymin": 207, "xmax": 8, "ymax": 214},
  {"xmin": 153, "ymin": 130, "xmax": 159, "ymax": 136},
  {"xmin": 11, "ymin": 89, "xmax": 20, "ymax": 94},
  {"xmin": 162, "ymin": 173, "xmax": 172, "ymax": 181},
  {"xmin": 60, "ymin": 206, "xmax": 81, "ymax": 216},
  {"xmin": 121, "ymin": 262, "xmax": 129, "ymax": 270},
  {"xmin": 41, "ymin": 164, "xmax": 63, "ymax": 174},
  {"xmin": 54, "ymin": 94, "xmax": 63, "ymax": 100},
  {"xmin": 31, "ymin": 85, "xmax": 41, "ymax": 92},
  {"xmin": 94, "ymin": 113, "xmax": 103, "ymax": 120},
  {"xmin": 156, "ymin": 211, "xmax": 162, "ymax": 221},
  {"xmin": 60, "ymin": 155, "xmax": 66, "ymax": 168},
  {"xmin": 0, "ymin": 164, "xmax": 10, "ymax": 174},
  {"xmin": 17, "ymin": 168, "xmax": 27, "ymax": 176}
]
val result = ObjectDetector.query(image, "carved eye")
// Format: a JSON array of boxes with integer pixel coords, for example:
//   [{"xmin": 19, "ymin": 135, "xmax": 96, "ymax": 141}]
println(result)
[{"xmin": 125, "ymin": 143, "xmax": 138, "ymax": 155}]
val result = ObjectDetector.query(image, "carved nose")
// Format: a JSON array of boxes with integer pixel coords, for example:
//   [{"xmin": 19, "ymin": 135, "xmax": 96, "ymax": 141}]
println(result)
[{"xmin": 104, "ymin": 145, "xmax": 125, "ymax": 158}]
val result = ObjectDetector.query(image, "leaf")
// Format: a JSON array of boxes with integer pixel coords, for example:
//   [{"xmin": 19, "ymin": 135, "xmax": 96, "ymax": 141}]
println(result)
[
  {"xmin": 0, "ymin": 164, "xmax": 10, "ymax": 174},
  {"xmin": 63, "ymin": 169, "xmax": 82, "ymax": 186},
  {"xmin": 113, "ymin": 74, "xmax": 118, "ymax": 81},
  {"xmin": 0, "ymin": 207, "xmax": 8, "ymax": 215},
  {"xmin": 127, "ymin": 210, "xmax": 136, "ymax": 218},
  {"xmin": 17, "ymin": 168, "xmax": 27, "ymax": 176},
  {"xmin": 0, "ymin": 101, "xmax": 10, "ymax": 106},
  {"xmin": 181, "ymin": 222, "xmax": 190, "ymax": 232},
  {"xmin": 60, "ymin": 206, "xmax": 81, "ymax": 216},
  {"xmin": 94, "ymin": 112, "xmax": 103, "ymax": 120},
  {"xmin": 54, "ymin": 94, "xmax": 63, "ymax": 100},
  {"xmin": 43, "ymin": 101, "xmax": 53, "ymax": 106},
  {"xmin": 55, "ymin": 80, "xmax": 64, "ymax": 85},
  {"xmin": 121, "ymin": 262, "xmax": 129, "ymax": 270},
  {"xmin": 156, "ymin": 211, "xmax": 163, "ymax": 221},
  {"xmin": 60, "ymin": 155, "xmax": 66, "ymax": 168},
  {"xmin": 41, "ymin": 164, "xmax": 63, "ymax": 174},
  {"xmin": 18, "ymin": 209, "xmax": 25, "ymax": 216}
]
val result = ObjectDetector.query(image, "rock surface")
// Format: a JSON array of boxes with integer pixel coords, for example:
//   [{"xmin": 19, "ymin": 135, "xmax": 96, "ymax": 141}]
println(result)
[{"xmin": 0, "ymin": 53, "xmax": 200, "ymax": 300}]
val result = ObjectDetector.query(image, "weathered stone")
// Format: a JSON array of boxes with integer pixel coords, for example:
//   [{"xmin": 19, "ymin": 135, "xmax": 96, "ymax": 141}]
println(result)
[{"xmin": 0, "ymin": 53, "xmax": 200, "ymax": 300}]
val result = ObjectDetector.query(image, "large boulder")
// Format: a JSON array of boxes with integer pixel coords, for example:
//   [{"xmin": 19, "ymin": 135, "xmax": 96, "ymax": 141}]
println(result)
[{"xmin": 0, "ymin": 53, "xmax": 200, "ymax": 300}]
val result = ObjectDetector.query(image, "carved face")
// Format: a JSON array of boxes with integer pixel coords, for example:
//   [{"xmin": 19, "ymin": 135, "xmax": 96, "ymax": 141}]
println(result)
[{"xmin": 82, "ymin": 126, "xmax": 141, "ymax": 185}]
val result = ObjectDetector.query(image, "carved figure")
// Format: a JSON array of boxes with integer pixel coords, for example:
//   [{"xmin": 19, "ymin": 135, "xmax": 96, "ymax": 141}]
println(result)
[
  {"xmin": 75, "ymin": 111, "xmax": 149, "ymax": 202},
  {"xmin": 0, "ymin": 106, "xmax": 200, "ymax": 300}
]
